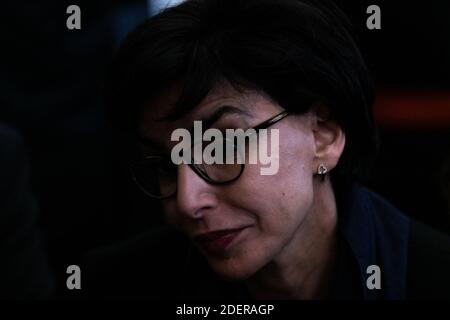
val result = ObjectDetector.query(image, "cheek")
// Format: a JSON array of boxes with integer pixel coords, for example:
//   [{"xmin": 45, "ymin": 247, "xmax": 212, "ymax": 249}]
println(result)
[
  {"xmin": 243, "ymin": 128, "xmax": 314, "ymax": 200},
  {"xmin": 161, "ymin": 202, "xmax": 182, "ymax": 229},
  {"xmin": 210, "ymin": 160, "xmax": 314, "ymax": 278},
  {"xmin": 230, "ymin": 145, "xmax": 314, "ymax": 235}
]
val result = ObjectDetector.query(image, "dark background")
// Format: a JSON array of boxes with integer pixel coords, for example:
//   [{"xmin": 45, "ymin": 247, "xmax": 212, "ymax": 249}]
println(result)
[{"xmin": 0, "ymin": 0, "xmax": 449, "ymax": 297}]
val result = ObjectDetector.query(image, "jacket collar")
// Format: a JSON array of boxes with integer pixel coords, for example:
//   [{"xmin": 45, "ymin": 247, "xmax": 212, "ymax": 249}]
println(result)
[{"xmin": 334, "ymin": 181, "xmax": 409, "ymax": 299}]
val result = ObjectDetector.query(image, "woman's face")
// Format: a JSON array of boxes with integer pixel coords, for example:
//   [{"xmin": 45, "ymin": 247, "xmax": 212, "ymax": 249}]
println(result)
[{"xmin": 140, "ymin": 83, "xmax": 321, "ymax": 280}]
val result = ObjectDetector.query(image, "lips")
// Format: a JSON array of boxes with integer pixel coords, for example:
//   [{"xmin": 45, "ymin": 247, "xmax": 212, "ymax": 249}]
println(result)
[{"xmin": 194, "ymin": 227, "xmax": 247, "ymax": 254}]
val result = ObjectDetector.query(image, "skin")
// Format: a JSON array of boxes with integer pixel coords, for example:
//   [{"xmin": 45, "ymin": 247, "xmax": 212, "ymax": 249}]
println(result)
[{"xmin": 140, "ymin": 82, "xmax": 346, "ymax": 299}]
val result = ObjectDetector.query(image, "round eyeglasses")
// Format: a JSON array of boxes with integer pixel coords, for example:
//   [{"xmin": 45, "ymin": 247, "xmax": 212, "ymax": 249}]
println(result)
[{"xmin": 131, "ymin": 111, "xmax": 290, "ymax": 199}]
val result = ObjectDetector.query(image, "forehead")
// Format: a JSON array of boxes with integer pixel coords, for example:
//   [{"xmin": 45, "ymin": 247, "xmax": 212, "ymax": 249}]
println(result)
[{"xmin": 139, "ymin": 82, "xmax": 279, "ymax": 138}]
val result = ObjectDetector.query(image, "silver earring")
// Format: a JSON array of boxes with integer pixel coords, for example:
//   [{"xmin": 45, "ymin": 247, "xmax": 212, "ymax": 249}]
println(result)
[{"xmin": 317, "ymin": 163, "xmax": 328, "ymax": 180}]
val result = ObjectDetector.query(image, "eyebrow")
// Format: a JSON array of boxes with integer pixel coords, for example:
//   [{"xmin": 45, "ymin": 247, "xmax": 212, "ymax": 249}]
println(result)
[
  {"xmin": 139, "ymin": 105, "xmax": 253, "ymax": 150},
  {"xmin": 194, "ymin": 105, "xmax": 253, "ymax": 131}
]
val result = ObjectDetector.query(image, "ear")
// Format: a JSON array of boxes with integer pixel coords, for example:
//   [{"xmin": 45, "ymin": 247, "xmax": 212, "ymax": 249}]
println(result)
[{"xmin": 311, "ymin": 104, "xmax": 346, "ymax": 172}]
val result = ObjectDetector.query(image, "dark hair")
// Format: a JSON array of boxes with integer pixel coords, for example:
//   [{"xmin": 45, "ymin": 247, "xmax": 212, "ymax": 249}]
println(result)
[{"xmin": 106, "ymin": 0, "xmax": 378, "ymax": 181}]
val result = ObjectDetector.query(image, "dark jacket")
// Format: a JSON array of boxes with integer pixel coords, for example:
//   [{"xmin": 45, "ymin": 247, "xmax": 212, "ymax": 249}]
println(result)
[{"xmin": 82, "ymin": 182, "xmax": 450, "ymax": 299}]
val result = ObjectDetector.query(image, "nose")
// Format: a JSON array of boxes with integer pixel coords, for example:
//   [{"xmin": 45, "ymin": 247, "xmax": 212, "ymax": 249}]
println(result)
[{"xmin": 176, "ymin": 164, "xmax": 218, "ymax": 219}]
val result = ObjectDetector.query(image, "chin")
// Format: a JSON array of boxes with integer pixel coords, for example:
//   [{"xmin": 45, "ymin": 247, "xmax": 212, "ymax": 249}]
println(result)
[{"xmin": 206, "ymin": 252, "xmax": 267, "ymax": 281}]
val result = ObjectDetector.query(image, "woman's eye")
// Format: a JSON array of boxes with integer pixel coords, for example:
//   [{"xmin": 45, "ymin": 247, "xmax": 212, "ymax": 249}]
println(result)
[
  {"xmin": 157, "ymin": 159, "xmax": 175, "ymax": 174},
  {"xmin": 165, "ymin": 159, "xmax": 176, "ymax": 170}
]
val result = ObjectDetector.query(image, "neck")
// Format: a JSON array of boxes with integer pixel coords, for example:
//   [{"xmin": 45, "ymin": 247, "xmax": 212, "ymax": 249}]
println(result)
[{"xmin": 245, "ymin": 177, "xmax": 339, "ymax": 299}]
